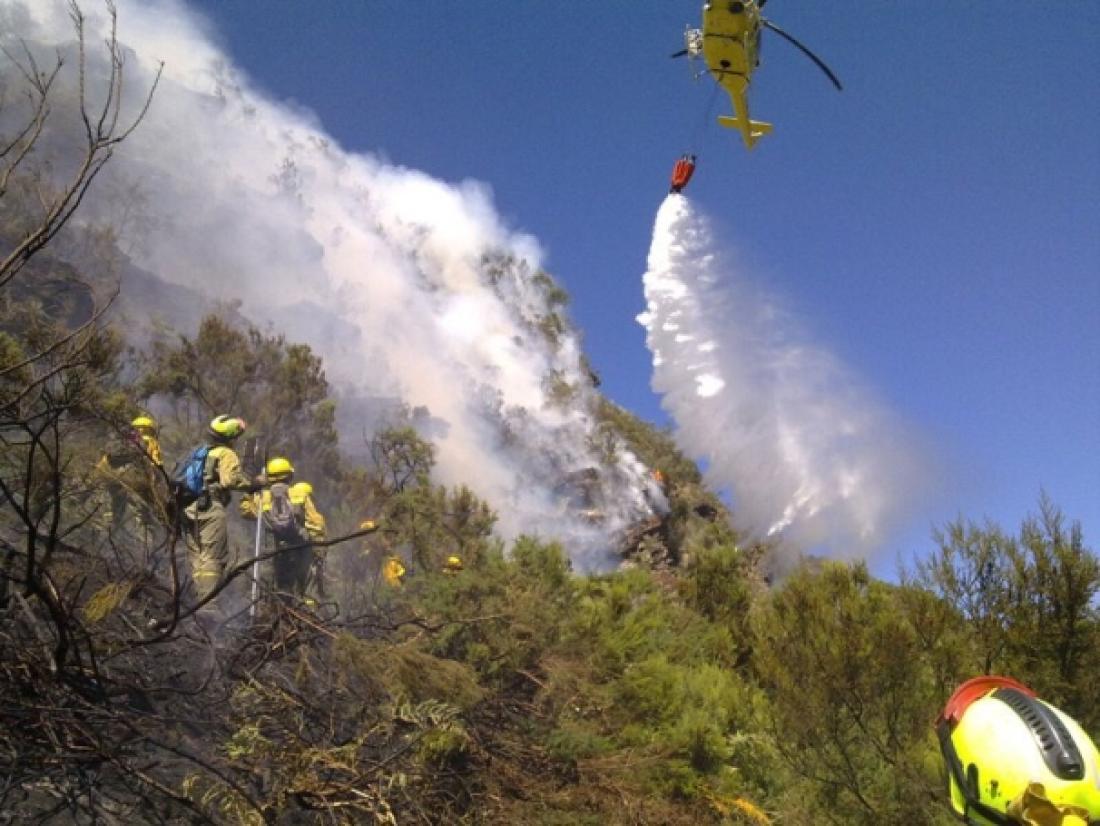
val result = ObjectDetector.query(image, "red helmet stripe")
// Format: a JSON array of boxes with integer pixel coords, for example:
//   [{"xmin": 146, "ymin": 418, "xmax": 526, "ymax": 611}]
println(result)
[{"xmin": 937, "ymin": 675, "xmax": 1035, "ymax": 729}]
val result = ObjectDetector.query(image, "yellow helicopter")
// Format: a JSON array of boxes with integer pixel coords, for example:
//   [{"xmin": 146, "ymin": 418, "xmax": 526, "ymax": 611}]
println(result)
[{"xmin": 673, "ymin": 1, "xmax": 842, "ymax": 150}]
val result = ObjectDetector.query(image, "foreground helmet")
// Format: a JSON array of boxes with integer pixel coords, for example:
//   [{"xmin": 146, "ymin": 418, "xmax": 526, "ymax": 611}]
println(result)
[
  {"xmin": 131, "ymin": 414, "xmax": 158, "ymax": 433},
  {"xmin": 208, "ymin": 414, "xmax": 246, "ymax": 441},
  {"xmin": 937, "ymin": 676, "xmax": 1100, "ymax": 824},
  {"xmin": 444, "ymin": 555, "xmax": 464, "ymax": 571},
  {"xmin": 266, "ymin": 456, "xmax": 294, "ymax": 481}
]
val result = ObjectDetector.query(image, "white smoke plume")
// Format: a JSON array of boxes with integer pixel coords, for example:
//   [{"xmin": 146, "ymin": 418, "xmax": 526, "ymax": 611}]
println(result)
[
  {"xmin": 0, "ymin": 0, "xmax": 663, "ymax": 568},
  {"xmin": 639, "ymin": 196, "xmax": 927, "ymax": 558}
]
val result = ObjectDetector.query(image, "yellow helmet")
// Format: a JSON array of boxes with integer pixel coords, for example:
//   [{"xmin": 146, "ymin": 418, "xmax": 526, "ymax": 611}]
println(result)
[
  {"xmin": 131, "ymin": 414, "xmax": 157, "ymax": 433},
  {"xmin": 266, "ymin": 456, "xmax": 294, "ymax": 481},
  {"xmin": 208, "ymin": 414, "xmax": 246, "ymax": 441},
  {"xmin": 444, "ymin": 555, "xmax": 464, "ymax": 571},
  {"xmin": 937, "ymin": 676, "xmax": 1100, "ymax": 824}
]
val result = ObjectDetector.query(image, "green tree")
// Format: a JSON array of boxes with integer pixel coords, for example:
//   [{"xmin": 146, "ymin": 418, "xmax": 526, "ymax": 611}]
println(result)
[
  {"xmin": 1005, "ymin": 495, "xmax": 1100, "ymax": 726},
  {"xmin": 380, "ymin": 482, "xmax": 497, "ymax": 576},
  {"xmin": 679, "ymin": 542, "xmax": 759, "ymax": 667},
  {"xmin": 914, "ymin": 516, "xmax": 1015, "ymax": 675},
  {"xmin": 913, "ymin": 497, "xmax": 1100, "ymax": 729},
  {"xmin": 751, "ymin": 561, "xmax": 945, "ymax": 825},
  {"xmin": 138, "ymin": 313, "xmax": 339, "ymax": 483},
  {"xmin": 594, "ymin": 398, "xmax": 701, "ymax": 487},
  {"xmin": 369, "ymin": 425, "xmax": 435, "ymax": 495}
]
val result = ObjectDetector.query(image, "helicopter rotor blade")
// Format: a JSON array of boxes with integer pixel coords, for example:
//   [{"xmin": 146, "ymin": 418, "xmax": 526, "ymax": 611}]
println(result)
[
  {"xmin": 762, "ymin": 19, "xmax": 843, "ymax": 91},
  {"xmin": 670, "ymin": 48, "xmax": 689, "ymax": 58}
]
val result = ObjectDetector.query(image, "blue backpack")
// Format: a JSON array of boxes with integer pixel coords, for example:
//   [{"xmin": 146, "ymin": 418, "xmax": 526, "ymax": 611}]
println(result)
[{"xmin": 171, "ymin": 444, "xmax": 210, "ymax": 505}]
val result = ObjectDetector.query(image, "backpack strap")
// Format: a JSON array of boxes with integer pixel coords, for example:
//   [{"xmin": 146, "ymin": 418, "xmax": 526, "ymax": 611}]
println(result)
[
  {"xmin": 204, "ymin": 445, "xmax": 233, "ymax": 503},
  {"xmin": 203, "ymin": 445, "xmax": 220, "ymax": 485}
]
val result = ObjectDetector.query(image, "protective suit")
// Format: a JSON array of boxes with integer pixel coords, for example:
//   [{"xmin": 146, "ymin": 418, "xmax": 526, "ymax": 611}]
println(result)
[
  {"xmin": 183, "ymin": 443, "xmax": 253, "ymax": 600},
  {"xmin": 94, "ymin": 422, "xmax": 165, "ymax": 541},
  {"xmin": 382, "ymin": 556, "xmax": 406, "ymax": 587},
  {"xmin": 240, "ymin": 481, "xmax": 326, "ymax": 598}
]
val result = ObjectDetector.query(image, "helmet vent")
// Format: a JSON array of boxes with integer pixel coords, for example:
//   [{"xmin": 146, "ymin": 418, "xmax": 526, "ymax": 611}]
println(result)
[{"xmin": 992, "ymin": 688, "xmax": 1085, "ymax": 780}]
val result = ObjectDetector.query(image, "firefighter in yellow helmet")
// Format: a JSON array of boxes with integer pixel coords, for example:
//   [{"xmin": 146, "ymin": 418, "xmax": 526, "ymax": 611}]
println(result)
[
  {"xmin": 355, "ymin": 518, "xmax": 402, "ymax": 588},
  {"xmin": 130, "ymin": 415, "xmax": 163, "ymax": 466},
  {"xmin": 94, "ymin": 413, "xmax": 165, "ymax": 539},
  {"xmin": 381, "ymin": 555, "xmax": 406, "ymax": 587},
  {"xmin": 182, "ymin": 415, "xmax": 258, "ymax": 602},
  {"xmin": 937, "ymin": 675, "xmax": 1100, "ymax": 825},
  {"xmin": 240, "ymin": 456, "xmax": 326, "ymax": 600},
  {"xmin": 443, "ymin": 555, "xmax": 464, "ymax": 574}
]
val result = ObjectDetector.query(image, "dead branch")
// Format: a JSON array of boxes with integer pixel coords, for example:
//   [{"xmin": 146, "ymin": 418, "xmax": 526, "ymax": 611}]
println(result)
[{"xmin": 0, "ymin": 0, "xmax": 162, "ymax": 289}]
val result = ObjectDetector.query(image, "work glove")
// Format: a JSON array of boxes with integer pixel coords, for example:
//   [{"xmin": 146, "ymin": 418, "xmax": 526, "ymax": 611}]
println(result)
[{"xmin": 1007, "ymin": 783, "xmax": 1090, "ymax": 826}]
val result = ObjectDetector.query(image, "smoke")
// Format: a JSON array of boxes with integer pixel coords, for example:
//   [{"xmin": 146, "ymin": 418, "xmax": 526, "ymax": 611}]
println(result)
[
  {"xmin": 639, "ymin": 196, "xmax": 928, "ymax": 559},
  {"xmin": 0, "ymin": 0, "xmax": 662, "ymax": 568}
]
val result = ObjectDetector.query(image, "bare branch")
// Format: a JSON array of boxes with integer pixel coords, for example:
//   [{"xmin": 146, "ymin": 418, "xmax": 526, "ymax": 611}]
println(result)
[
  {"xmin": 0, "ymin": 45, "xmax": 63, "ymax": 198},
  {"xmin": 0, "ymin": 0, "xmax": 161, "ymax": 289}
]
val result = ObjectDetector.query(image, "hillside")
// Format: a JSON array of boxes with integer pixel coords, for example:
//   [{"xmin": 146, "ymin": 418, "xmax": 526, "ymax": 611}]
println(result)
[
  {"xmin": 2, "ymin": 3, "xmax": 1099, "ymax": 825},
  {"xmin": 4, "ymin": 188, "xmax": 1099, "ymax": 826}
]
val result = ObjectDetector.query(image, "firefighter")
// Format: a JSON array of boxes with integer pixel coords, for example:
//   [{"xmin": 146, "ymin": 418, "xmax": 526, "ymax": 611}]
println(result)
[
  {"xmin": 381, "ymin": 555, "xmax": 406, "ymax": 587},
  {"xmin": 94, "ymin": 414, "xmax": 165, "ymax": 540},
  {"xmin": 240, "ymin": 457, "xmax": 326, "ymax": 600},
  {"xmin": 182, "ymin": 415, "xmax": 257, "ymax": 602}
]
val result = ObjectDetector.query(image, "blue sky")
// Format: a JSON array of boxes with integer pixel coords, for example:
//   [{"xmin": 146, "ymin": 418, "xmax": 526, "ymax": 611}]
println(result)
[{"xmin": 186, "ymin": 0, "xmax": 1099, "ymax": 565}]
